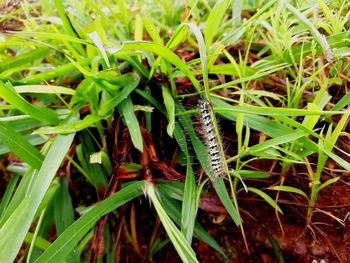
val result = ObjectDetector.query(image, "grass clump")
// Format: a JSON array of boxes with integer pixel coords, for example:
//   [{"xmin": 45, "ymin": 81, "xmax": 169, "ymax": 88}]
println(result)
[{"xmin": 0, "ymin": 0, "xmax": 349, "ymax": 262}]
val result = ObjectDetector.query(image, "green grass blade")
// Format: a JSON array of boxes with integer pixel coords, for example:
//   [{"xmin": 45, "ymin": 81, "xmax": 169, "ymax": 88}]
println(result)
[
  {"xmin": 203, "ymin": 0, "xmax": 231, "ymax": 49},
  {"xmin": 317, "ymin": 177, "xmax": 340, "ymax": 193},
  {"xmin": 185, "ymin": 23, "xmax": 208, "ymax": 93},
  {"xmin": 214, "ymin": 177, "xmax": 241, "ymax": 226},
  {"xmin": 0, "ymin": 48, "xmax": 48, "ymax": 72},
  {"xmin": 35, "ymin": 115, "xmax": 103, "ymax": 135},
  {"xmin": 0, "ymin": 167, "xmax": 37, "ymax": 226},
  {"xmin": 247, "ymin": 187, "xmax": 283, "ymax": 214},
  {"xmin": 267, "ymin": 185, "xmax": 308, "ymax": 200},
  {"xmin": 268, "ymin": 235, "xmax": 286, "ymax": 263},
  {"xmin": 14, "ymin": 85, "xmax": 76, "ymax": 95},
  {"xmin": 99, "ymin": 73, "xmax": 141, "ymax": 116},
  {"xmin": 245, "ymin": 131, "xmax": 306, "ymax": 156},
  {"xmin": 211, "ymin": 96, "xmax": 320, "ymax": 155},
  {"xmin": 156, "ymin": 184, "xmax": 231, "ymax": 261},
  {"xmin": 143, "ymin": 15, "xmax": 163, "ymax": 45},
  {"xmin": 118, "ymin": 41, "xmax": 201, "ymax": 91},
  {"xmin": 181, "ymin": 159, "xmax": 197, "ymax": 244},
  {"xmin": 119, "ymin": 0, "xmax": 130, "ymax": 37},
  {"xmin": 34, "ymin": 181, "xmax": 144, "ymax": 263},
  {"xmin": 0, "ymin": 123, "xmax": 44, "ymax": 169},
  {"xmin": 145, "ymin": 182, "xmax": 199, "ymax": 263},
  {"xmin": 161, "ymin": 84, "xmax": 175, "ymax": 137},
  {"xmin": 24, "ymin": 232, "xmax": 52, "ymax": 251},
  {"xmin": 215, "ymin": 105, "xmax": 347, "ymax": 116},
  {"xmin": 0, "ymin": 174, "xmax": 20, "ymax": 217},
  {"xmin": 0, "ymin": 132, "xmax": 75, "ymax": 263},
  {"xmin": 325, "ymin": 112, "xmax": 349, "ymax": 152},
  {"xmin": 54, "ymin": 0, "xmax": 85, "ymax": 55},
  {"xmin": 0, "ymin": 81, "xmax": 59, "ymax": 125},
  {"xmin": 21, "ymin": 59, "xmax": 90, "ymax": 85},
  {"xmin": 232, "ymin": 0, "xmax": 243, "ymax": 25},
  {"xmin": 238, "ymin": 170, "xmax": 271, "ymax": 179},
  {"xmin": 286, "ymin": 3, "xmax": 333, "ymax": 62},
  {"xmin": 0, "ymin": 134, "xmax": 48, "ymax": 155},
  {"xmin": 88, "ymin": 31, "xmax": 110, "ymax": 67},
  {"xmin": 53, "ymin": 177, "xmax": 76, "ymax": 262},
  {"xmin": 332, "ymin": 92, "xmax": 350, "ymax": 111},
  {"xmin": 118, "ymin": 97, "xmax": 143, "ymax": 152}
]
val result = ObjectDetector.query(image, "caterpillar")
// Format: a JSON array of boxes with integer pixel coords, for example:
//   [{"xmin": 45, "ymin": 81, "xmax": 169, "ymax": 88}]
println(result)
[{"xmin": 198, "ymin": 97, "xmax": 225, "ymax": 178}]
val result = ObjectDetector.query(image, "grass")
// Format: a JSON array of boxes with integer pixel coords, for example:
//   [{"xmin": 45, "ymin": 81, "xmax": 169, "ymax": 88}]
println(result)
[{"xmin": 0, "ymin": 0, "xmax": 349, "ymax": 262}]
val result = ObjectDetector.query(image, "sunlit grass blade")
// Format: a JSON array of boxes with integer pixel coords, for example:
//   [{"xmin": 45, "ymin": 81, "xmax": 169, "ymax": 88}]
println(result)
[
  {"xmin": 244, "ymin": 131, "xmax": 307, "ymax": 156},
  {"xmin": 14, "ymin": 85, "xmax": 76, "ymax": 95},
  {"xmin": 317, "ymin": 177, "xmax": 340, "ymax": 193},
  {"xmin": 286, "ymin": 3, "xmax": 333, "ymax": 62},
  {"xmin": 203, "ymin": 0, "xmax": 231, "ymax": 49},
  {"xmin": 21, "ymin": 59, "xmax": 90, "ymax": 85},
  {"xmin": 88, "ymin": 31, "xmax": 110, "ymax": 67}
]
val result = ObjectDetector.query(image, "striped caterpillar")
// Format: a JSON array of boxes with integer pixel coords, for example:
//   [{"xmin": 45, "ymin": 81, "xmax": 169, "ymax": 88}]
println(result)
[{"xmin": 198, "ymin": 97, "xmax": 226, "ymax": 178}]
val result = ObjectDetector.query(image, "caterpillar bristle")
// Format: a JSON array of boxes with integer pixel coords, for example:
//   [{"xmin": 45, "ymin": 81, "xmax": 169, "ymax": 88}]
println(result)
[{"xmin": 198, "ymin": 97, "xmax": 225, "ymax": 178}]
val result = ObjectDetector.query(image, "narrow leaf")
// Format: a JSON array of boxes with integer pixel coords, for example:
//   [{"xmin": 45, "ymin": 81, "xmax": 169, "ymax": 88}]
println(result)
[
  {"xmin": 0, "ymin": 123, "xmax": 43, "ymax": 169},
  {"xmin": 145, "ymin": 182, "xmax": 199, "ymax": 263},
  {"xmin": 214, "ymin": 177, "xmax": 241, "ymax": 226},
  {"xmin": 118, "ymin": 97, "xmax": 143, "ymax": 152},
  {"xmin": 0, "ymin": 81, "xmax": 59, "ymax": 125},
  {"xmin": 247, "ymin": 187, "xmax": 283, "ymax": 214}
]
